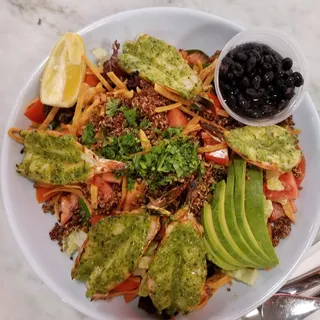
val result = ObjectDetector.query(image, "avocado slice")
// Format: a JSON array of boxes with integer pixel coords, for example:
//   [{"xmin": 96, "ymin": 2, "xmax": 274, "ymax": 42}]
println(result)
[
  {"xmin": 202, "ymin": 187, "xmax": 244, "ymax": 270},
  {"xmin": 223, "ymin": 164, "xmax": 265, "ymax": 267},
  {"xmin": 204, "ymin": 237, "xmax": 240, "ymax": 271},
  {"xmin": 245, "ymin": 166, "xmax": 279, "ymax": 265},
  {"xmin": 233, "ymin": 158, "xmax": 274, "ymax": 267},
  {"xmin": 212, "ymin": 180, "xmax": 256, "ymax": 268}
]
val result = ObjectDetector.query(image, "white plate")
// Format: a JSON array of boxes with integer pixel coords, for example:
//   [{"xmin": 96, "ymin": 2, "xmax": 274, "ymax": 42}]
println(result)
[{"xmin": 1, "ymin": 7, "xmax": 320, "ymax": 320}]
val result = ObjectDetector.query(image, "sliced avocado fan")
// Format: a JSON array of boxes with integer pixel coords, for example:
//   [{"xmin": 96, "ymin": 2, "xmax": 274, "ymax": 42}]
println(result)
[{"xmin": 203, "ymin": 157, "xmax": 279, "ymax": 271}]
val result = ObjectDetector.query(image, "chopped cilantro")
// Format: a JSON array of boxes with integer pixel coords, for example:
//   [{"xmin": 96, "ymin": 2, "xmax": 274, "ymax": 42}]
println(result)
[
  {"xmin": 79, "ymin": 198, "xmax": 91, "ymax": 223},
  {"xmin": 105, "ymin": 98, "xmax": 121, "ymax": 116},
  {"xmin": 139, "ymin": 118, "xmax": 152, "ymax": 130},
  {"xmin": 120, "ymin": 106, "xmax": 138, "ymax": 127},
  {"xmin": 82, "ymin": 123, "xmax": 96, "ymax": 145},
  {"xmin": 161, "ymin": 127, "xmax": 182, "ymax": 138},
  {"xmin": 126, "ymin": 136, "xmax": 200, "ymax": 189},
  {"xmin": 101, "ymin": 134, "xmax": 142, "ymax": 161}
]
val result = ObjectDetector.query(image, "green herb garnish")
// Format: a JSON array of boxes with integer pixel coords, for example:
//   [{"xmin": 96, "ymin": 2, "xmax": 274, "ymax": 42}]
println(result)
[
  {"xmin": 101, "ymin": 134, "xmax": 141, "ymax": 161},
  {"xmin": 120, "ymin": 106, "xmax": 138, "ymax": 127},
  {"xmin": 126, "ymin": 136, "xmax": 200, "ymax": 189},
  {"xmin": 139, "ymin": 118, "xmax": 152, "ymax": 130},
  {"xmin": 82, "ymin": 123, "xmax": 96, "ymax": 145},
  {"xmin": 79, "ymin": 198, "xmax": 91, "ymax": 222},
  {"xmin": 105, "ymin": 98, "xmax": 121, "ymax": 116}
]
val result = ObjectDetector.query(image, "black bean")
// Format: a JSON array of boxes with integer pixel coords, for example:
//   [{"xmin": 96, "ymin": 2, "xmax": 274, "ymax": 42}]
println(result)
[
  {"xmin": 219, "ymin": 81, "xmax": 232, "ymax": 92},
  {"xmin": 248, "ymin": 69, "xmax": 258, "ymax": 79},
  {"xmin": 245, "ymin": 88, "xmax": 259, "ymax": 98},
  {"xmin": 220, "ymin": 57, "xmax": 234, "ymax": 76},
  {"xmin": 285, "ymin": 76, "xmax": 295, "ymax": 87},
  {"xmin": 282, "ymin": 57, "xmax": 293, "ymax": 71},
  {"xmin": 278, "ymin": 99, "xmax": 289, "ymax": 110},
  {"xmin": 235, "ymin": 52, "xmax": 248, "ymax": 62},
  {"xmin": 273, "ymin": 62, "xmax": 282, "ymax": 72},
  {"xmin": 258, "ymin": 88, "xmax": 266, "ymax": 97},
  {"xmin": 227, "ymin": 72, "xmax": 235, "ymax": 80},
  {"xmin": 232, "ymin": 62, "xmax": 244, "ymax": 78},
  {"xmin": 252, "ymin": 75, "xmax": 262, "ymax": 90},
  {"xmin": 241, "ymin": 76, "xmax": 250, "ymax": 88},
  {"xmin": 276, "ymin": 78, "xmax": 287, "ymax": 93},
  {"xmin": 284, "ymin": 87, "xmax": 295, "ymax": 99},
  {"xmin": 263, "ymin": 71, "xmax": 274, "ymax": 84},
  {"xmin": 246, "ymin": 56, "xmax": 257, "ymax": 73},
  {"xmin": 250, "ymin": 49, "xmax": 262, "ymax": 62},
  {"xmin": 261, "ymin": 104, "xmax": 274, "ymax": 115},
  {"xmin": 263, "ymin": 55, "xmax": 275, "ymax": 64},
  {"xmin": 292, "ymin": 72, "xmax": 304, "ymax": 87},
  {"xmin": 227, "ymin": 95, "xmax": 237, "ymax": 108},
  {"xmin": 237, "ymin": 93, "xmax": 249, "ymax": 109},
  {"xmin": 275, "ymin": 69, "xmax": 285, "ymax": 78},
  {"xmin": 267, "ymin": 84, "xmax": 275, "ymax": 94},
  {"xmin": 262, "ymin": 63, "xmax": 272, "ymax": 71}
]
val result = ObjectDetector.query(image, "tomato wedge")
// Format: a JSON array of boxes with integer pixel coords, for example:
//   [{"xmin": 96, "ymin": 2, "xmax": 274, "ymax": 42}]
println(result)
[
  {"xmin": 113, "ymin": 278, "xmax": 141, "ymax": 292},
  {"xmin": 167, "ymin": 108, "xmax": 188, "ymax": 127},
  {"xmin": 84, "ymin": 73, "xmax": 100, "ymax": 87},
  {"xmin": 36, "ymin": 186, "xmax": 54, "ymax": 203},
  {"xmin": 201, "ymin": 132, "xmax": 229, "ymax": 166},
  {"xmin": 123, "ymin": 293, "xmax": 138, "ymax": 303},
  {"xmin": 90, "ymin": 215, "xmax": 104, "ymax": 226},
  {"xmin": 207, "ymin": 92, "xmax": 222, "ymax": 109},
  {"xmin": 264, "ymin": 172, "xmax": 299, "ymax": 201},
  {"xmin": 24, "ymin": 98, "xmax": 46, "ymax": 123},
  {"xmin": 294, "ymin": 155, "xmax": 306, "ymax": 187}
]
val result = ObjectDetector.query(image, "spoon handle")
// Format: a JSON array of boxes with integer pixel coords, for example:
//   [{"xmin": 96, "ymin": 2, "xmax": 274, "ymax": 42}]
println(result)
[{"xmin": 279, "ymin": 266, "xmax": 320, "ymax": 296}]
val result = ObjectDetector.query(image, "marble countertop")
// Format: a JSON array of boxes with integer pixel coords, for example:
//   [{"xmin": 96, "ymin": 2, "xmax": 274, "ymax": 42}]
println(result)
[{"xmin": 1, "ymin": 0, "xmax": 320, "ymax": 319}]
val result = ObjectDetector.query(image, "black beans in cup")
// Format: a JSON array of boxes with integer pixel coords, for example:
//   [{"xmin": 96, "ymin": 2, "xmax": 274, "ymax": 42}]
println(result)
[{"xmin": 218, "ymin": 43, "xmax": 304, "ymax": 119}]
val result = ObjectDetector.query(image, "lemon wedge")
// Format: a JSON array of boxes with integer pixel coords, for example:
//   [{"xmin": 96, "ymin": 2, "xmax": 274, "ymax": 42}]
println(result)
[{"xmin": 40, "ymin": 33, "xmax": 86, "ymax": 108}]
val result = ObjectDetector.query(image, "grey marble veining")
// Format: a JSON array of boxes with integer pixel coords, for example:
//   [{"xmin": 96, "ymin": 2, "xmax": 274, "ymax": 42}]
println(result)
[{"xmin": 1, "ymin": 0, "xmax": 320, "ymax": 319}]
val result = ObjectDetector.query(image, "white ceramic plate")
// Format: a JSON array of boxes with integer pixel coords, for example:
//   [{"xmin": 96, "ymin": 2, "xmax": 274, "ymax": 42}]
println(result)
[{"xmin": 2, "ymin": 7, "xmax": 320, "ymax": 320}]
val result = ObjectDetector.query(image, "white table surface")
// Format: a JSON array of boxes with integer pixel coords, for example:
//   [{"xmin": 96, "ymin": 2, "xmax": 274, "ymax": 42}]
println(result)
[{"xmin": 1, "ymin": 0, "xmax": 320, "ymax": 319}]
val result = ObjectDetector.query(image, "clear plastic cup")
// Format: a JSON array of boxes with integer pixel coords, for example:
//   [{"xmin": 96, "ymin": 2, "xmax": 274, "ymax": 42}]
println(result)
[{"xmin": 214, "ymin": 28, "xmax": 308, "ymax": 126}]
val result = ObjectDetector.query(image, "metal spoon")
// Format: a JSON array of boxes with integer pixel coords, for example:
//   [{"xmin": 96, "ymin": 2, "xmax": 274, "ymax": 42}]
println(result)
[
  {"xmin": 242, "ymin": 294, "xmax": 320, "ymax": 320},
  {"xmin": 241, "ymin": 266, "xmax": 320, "ymax": 320},
  {"xmin": 279, "ymin": 266, "xmax": 320, "ymax": 297}
]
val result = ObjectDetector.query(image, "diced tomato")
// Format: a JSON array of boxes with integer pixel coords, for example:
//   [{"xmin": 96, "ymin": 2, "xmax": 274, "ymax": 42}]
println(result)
[
  {"xmin": 113, "ymin": 278, "xmax": 141, "ymax": 292},
  {"xmin": 101, "ymin": 172, "xmax": 122, "ymax": 184},
  {"xmin": 123, "ymin": 293, "xmax": 138, "ymax": 303},
  {"xmin": 92, "ymin": 176, "xmax": 114, "ymax": 202},
  {"xmin": 201, "ymin": 131, "xmax": 229, "ymax": 166},
  {"xmin": 294, "ymin": 155, "xmax": 306, "ymax": 187},
  {"xmin": 24, "ymin": 98, "xmax": 46, "ymax": 123},
  {"xmin": 269, "ymin": 202, "xmax": 285, "ymax": 222},
  {"xmin": 35, "ymin": 186, "xmax": 54, "ymax": 203},
  {"xmin": 264, "ymin": 172, "xmax": 299, "ymax": 201},
  {"xmin": 123, "ymin": 181, "xmax": 147, "ymax": 211},
  {"xmin": 90, "ymin": 215, "xmax": 104, "ymax": 226},
  {"xmin": 84, "ymin": 73, "xmax": 100, "ymax": 87},
  {"xmin": 167, "ymin": 108, "xmax": 188, "ymax": 127},
  {"xmin": 207, "ymin": 92, "xmax": 222, "ymax": 109}
]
